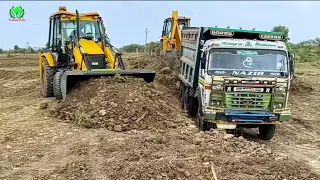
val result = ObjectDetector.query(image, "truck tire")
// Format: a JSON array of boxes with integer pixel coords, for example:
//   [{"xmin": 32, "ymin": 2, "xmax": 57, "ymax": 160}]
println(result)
[
  {"xmin": 53, "ymin": 71, "xmax": 63, "ymax": 100},
  {"xmin": 259, "ymin": 124, "xmax": 276, "ymax": 140},
  {"xmin": 187, "ymin": 96, "xmax": 197, "ymax": 117},
  {"xmin": 197, "ymin": 97, "xmax": 207, "ymax": 131},
  {"xmin": 182, "ymin": 87, "xmax": 188, "ymax": 111},
  {"xmin": 179, "ymin": 84, "xmax": 184, "ymax": 104},
  {"xmin": 41, "ymin": 61, "xmax": 55, "ymax": 97}
]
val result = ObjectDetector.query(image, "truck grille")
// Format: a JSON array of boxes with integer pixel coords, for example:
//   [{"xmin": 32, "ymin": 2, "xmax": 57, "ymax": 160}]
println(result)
[{"xmin": 225, "ymin": 93, "xmax": 271, "ymax": 109}]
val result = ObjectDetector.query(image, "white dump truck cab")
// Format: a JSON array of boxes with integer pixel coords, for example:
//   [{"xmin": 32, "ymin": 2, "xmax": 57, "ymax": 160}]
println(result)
[{"xmin": 178, "ymin": 27, "xmax": 295, "ymax": 140}]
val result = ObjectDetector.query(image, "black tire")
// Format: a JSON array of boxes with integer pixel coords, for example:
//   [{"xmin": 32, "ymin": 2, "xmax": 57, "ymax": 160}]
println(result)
[
  {"xmin": 183, "ymin": 87, "xmax": 189, "ymax": 111},
  {"xmin": 197, "ymin": 97, "xmax": 205, "ymax": 131},
  {"xmin": 187, "ymin": 96, "xmax": 197, "ymax": 117},
  {"xmin": 41, "ymin": 61, "xmax": 55, "ymax": 97},
  {"xmin": 53, "ymin": 71, "xmax": 63, "ymax": 100},
  {"xmin": 259, "ymin": 124, "xmax": 276, "ymax": 140},
  {"xmin": 179, "ymin": 85, "xmax": 184, "ymax": 105}
]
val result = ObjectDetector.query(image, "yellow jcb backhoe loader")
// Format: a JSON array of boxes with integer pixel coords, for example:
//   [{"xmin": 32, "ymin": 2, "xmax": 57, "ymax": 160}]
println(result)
[
  {"xmin": 39, "ymin": 6, "xmax": 156, "ymax": 100},
  {"xmin": 153, "ymin": 10, "xmax": 191, "ymax": 56}
]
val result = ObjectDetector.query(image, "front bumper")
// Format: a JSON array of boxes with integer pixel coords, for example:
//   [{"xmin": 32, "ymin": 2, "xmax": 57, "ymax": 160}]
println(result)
[{"xmin": 203, "ymin": 107, "xmax": 291, "ymax": 124}]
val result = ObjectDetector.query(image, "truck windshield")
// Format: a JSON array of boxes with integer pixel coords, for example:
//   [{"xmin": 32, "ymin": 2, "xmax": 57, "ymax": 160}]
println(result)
[
  {"xmin": 208, "ymin": 48, "xmax": 288, "ymax": 77},
  {"xmin": 61, "ymin": 20, "xmax": 102, "ymax": 42}
]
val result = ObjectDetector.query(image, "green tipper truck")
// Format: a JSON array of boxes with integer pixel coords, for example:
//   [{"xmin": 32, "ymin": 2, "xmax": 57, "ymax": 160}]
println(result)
[{"xmin": 179, "ymin": 27, "xmax": 295, "ymax": 140}]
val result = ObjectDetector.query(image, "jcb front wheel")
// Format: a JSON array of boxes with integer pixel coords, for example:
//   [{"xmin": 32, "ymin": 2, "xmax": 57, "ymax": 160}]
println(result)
[
  {"xmin": 41, "ymin": 61, "xmax": 55, "ymax": 97},
  {"xmin": 53, "ymin": 71, "xmax": 63, "ymax": 100}
]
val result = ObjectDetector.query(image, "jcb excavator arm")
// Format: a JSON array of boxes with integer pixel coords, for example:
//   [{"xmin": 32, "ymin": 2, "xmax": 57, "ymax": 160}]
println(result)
[{"xmin": 168, "ymin": 10, "xmax": 182, "ymax": 51}]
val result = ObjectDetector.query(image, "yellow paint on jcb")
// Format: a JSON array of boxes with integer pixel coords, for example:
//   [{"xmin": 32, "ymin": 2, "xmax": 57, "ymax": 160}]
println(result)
[
  {"xmin": 40, "ymin": 53, "xmax": 55, "ymax": 67},
  {"xmin": 160, "ymin": 10, "xmax": 191, "ymax": 55},
  {"xmin": 41, "ymin": 6, "xmax": 121, "ymax": 73},
  {"xmin": 79, "ymin": 39, "xmax": 104, "ymax": 54},
  {"xmin": 73, "ymin": 46, "xmax": 87, "ymax": 71}
]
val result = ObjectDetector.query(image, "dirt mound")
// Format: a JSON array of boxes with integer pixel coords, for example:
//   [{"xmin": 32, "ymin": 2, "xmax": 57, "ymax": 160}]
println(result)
[
  {"xmin": 290, "ymin": 76, "xmax": 314, "ymax": 95},
  {"xmin": 50, "ymin": 76, "xmax": 185, "ymax": 131},
  {"xmin": 99, "ymin": 129, "xmax": 319, "ymax": 180},
  {"xmin": 34, "ymin": 127, "xmax": 319, "ymax": 180},
  {"xmin": 125, "ymin": 55, "xmax": 180, "ymax": 93}
]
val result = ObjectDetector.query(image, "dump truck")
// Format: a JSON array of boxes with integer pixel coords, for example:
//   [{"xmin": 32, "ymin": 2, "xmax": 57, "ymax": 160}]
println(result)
[
  {"xmin": 153, "ymin": 10, "xmax": 191, "ymax": 56},
  {"xmin": 179, "ymin": 27, "xmax": 295, "ymax": 140},
  {"xmin": 39, "ymin": 6, "xmax": 155, "ymax": 100}
]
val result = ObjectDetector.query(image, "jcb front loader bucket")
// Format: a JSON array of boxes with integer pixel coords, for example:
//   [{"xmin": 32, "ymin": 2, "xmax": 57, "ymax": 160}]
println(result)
[{"xmin": 60, "ymin": 69, "xmax": 156, "ymax": 100}]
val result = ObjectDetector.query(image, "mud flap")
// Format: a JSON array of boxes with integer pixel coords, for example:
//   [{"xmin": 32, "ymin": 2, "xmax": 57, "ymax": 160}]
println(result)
[{"xmin": 60, "ymin": 69, "xmax": 156, "ymax": 100}]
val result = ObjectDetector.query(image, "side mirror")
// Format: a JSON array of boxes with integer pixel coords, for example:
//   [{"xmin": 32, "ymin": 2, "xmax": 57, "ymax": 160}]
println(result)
[
  {"xmin": 103, "ymin": 25, "xmax": 106, "ymax": 33},
  {"xmin": 289, "ymin": 53, "xmax": 295, "ymax": 60},
  {"xmin": 200, "ymin": 54, "xmax": 206, "ymax": 69},
  {"xmin": 57, "ymin": 34, "xmax": 62, "ymax": 40},
  {"xmin": 288, "ymin": 52, "xmax": 295, "ymax": 75}
]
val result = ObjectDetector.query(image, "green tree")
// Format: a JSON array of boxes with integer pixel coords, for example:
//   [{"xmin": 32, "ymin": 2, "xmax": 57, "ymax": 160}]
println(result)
[
  {"xmin": 146, "ymin": 41, "xmax": 160, "ymax": 51},
  {"xmin": 120, "ymin": 44, "xmax": 145, "ymax": 52},
  {"xmin": 13, "ymin": 45, "xmax": 19, "ymax": 53},
  {"xmin": 0, "ymin": 48, "xmax": 3, "ymax": 54},
  {"xmin": 271, "ymin": 25, "xmax": 290, "ymax": 42}
]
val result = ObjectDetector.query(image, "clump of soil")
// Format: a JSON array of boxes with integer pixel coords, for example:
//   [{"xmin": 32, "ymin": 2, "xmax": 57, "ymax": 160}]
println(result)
[
  {"xmin": 290, "ymin": 76, "xmax": 314, "ymax": 95},
  {"xmin": 88, "ymin": 128, "xmax": 320, "ymax": 180},
  {"xmin": 125, "ymin": 55, "xmax": 180, "ymax": 94},
  {"xmin": 51, "ymin": 76, "xmax": 185, "ymax": 131}
]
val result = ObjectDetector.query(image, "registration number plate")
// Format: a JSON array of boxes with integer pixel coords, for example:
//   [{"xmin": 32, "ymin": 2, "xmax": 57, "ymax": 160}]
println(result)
[{"xmin": 234, "ymin": 87, "xmax": 264, "ymax": 92}]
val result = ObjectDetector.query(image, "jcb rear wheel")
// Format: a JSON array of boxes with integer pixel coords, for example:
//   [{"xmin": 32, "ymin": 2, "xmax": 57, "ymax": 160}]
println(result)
[
  {"xmin": 53, "ymin": 71, "xmax": 63, "ymax": 100},
  {"xmin": 41, "ymin": 61, "xmax": 55, "ymax": 97}
]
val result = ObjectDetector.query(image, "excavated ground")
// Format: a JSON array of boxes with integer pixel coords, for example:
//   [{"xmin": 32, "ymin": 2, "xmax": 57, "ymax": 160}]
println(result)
[
  {"xmin": 0, "ymin": 53, "xmax": 319, "ymax": 179},
  {"xmin": 51, "ymin": 76, "xmax": 185, "ymax": 131}
]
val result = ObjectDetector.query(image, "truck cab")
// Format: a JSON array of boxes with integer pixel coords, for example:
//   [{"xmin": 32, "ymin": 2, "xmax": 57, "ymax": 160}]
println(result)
[{"xmin": 179, "ymin": 27, "xmax": 295, "ymax": 140}]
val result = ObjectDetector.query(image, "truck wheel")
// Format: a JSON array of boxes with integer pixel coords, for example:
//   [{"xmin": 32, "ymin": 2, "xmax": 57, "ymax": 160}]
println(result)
[
  {"xmin": 179, "ymin": 84, "xmax": 184, "ymax": 104},
  {"xmin": 182, "ymin": 87, "xmax": 188, "ymax": 111},
  {"xmin": 197, "ymin": 97, "xmax": 206, "ymax": 131},
  {"xmin": 41, "ymin": 61, "xmax": 55, "ymax": 97},
  {"xmin": 259, "ymin": 124, "xmax": 276, "ymax": 140},
  {"xmin": 187, "ymin": 96, "xmax": 197, "ymax": 117},
  {"xmin": 53, "ymin": 71, "xmax": 63, "ymax": 100},
  {"xmin": 180, "ymin": 87, "xmax": 185, "ymax": 109}
]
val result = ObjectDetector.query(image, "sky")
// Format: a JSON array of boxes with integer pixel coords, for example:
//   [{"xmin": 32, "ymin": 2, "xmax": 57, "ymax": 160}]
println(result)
[{"xmin": 0, "ymin": 1, "xmax": 319, "ymax": 50}]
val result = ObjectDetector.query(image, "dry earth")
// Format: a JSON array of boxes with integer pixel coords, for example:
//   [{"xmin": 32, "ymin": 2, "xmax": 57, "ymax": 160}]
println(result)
[{"xmin": 0, "ymin": 54, "xmax": 319, "ymax": 180}]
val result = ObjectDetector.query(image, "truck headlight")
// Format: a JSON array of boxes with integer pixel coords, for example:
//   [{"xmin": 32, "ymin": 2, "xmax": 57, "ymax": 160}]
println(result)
[
  {"xmin": 212, "ymin": 84, "xmax": 223, "ymax": 90},
  {"xmin": 274, "ymin": 103, "xmax": 283, "ymax": 109},
  {"xmin": 211, "ymin": 100, "xmax": 222, "ymax": 107},
  {"xmin": 278, "ymin": 85, "xmax": 285, "ymax": 91}
]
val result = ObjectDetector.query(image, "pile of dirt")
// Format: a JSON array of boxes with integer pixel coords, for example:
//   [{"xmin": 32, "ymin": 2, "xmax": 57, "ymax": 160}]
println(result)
[
  {"xmin": 290, "ymin": 76, "xmax": 314, "ymax": 95},
  {"xmin": 50, "ymin": 76, "xmax": 185, "ymax": 131},
  {"xmin": 34, "ymin": 127, "xmax": 320, "ymax": 180},
  {"xmin": 125, "ymin": 55, "xmax": 180, "ymax": 93},
  {"xmin": 99, "ymin": 129, "xmax": 319, "ymax": 180}
]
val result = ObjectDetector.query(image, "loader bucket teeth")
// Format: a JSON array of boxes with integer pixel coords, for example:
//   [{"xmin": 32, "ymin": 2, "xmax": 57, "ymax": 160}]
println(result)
[{"xmin": 60, "ymin": 70, "xmax": 156, "ymax": 100}]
